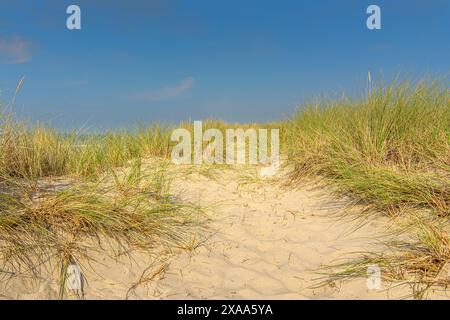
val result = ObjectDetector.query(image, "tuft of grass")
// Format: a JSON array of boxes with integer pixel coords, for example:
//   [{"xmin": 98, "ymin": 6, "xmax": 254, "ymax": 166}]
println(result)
[
  {"xmin": 283, "ymin": 80, "xmax": 449, "ymax": 216},
  {"xmin": 0, "ymin": 160, "xmax": 202, "ymax": 298}
]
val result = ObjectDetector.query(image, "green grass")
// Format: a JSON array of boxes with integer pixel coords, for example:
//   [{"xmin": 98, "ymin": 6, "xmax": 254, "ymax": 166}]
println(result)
[
  {"xmin": 0, "ymin": 117, "xmax": 172, "ymax": 180},
  {"xmin": 282, "ymin": 81, "xmax": 449, "ymax": 217}
]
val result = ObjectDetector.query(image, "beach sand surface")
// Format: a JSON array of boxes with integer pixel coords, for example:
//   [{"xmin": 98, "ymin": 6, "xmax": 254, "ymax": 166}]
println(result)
[{"xmin": 1, "ymin": 166, "xmax": 447, "ymax": 300}]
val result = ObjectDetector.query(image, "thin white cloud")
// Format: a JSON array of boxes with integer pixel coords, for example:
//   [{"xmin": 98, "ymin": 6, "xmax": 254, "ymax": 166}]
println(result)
[
  {"xmin": 131, "ymin": 76, "xmax": 195, "ymax": 101},
  {"xmin": 0, "ymin": 36, "xmax": 33, "ymax": 64}
]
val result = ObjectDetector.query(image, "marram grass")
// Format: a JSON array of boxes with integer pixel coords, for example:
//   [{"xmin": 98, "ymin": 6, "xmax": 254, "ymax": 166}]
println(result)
[{"xmin": 282, "ymin": 81, "xmax": 449, "ymax": 217}]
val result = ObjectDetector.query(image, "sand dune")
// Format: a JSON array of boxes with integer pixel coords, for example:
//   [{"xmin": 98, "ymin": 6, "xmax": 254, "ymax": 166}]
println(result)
[{"xmin": 1, "ymin": 166, "xmax": 446, "ymax": 300}]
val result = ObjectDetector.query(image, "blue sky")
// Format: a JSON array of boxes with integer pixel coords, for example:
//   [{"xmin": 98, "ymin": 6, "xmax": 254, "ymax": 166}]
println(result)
[{"xmin": 0, "ymin": 0, "xmax": 449, "ymax": 130}]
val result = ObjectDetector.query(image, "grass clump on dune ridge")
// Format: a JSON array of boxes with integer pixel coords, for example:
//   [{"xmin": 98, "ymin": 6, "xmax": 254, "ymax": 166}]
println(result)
[
  {"xmin": 0, "ymin": 116, "xmax": 172, "ymax": 180},
  {"xmin": 283, "ymin": 81, "xmax": 449, "ymax": 216}
]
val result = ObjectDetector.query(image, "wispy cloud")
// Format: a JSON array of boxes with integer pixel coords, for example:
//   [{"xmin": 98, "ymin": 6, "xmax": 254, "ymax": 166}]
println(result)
[
  {"xmin": 131, "ymin": 76, "xmax": 195, "ymax": 101},
  {"xmin": 0, "ymin": 36, "xmax": 33, "ymax": 64}
]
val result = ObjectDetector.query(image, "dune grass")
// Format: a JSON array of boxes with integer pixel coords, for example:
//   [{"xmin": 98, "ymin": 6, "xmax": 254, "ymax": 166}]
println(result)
[
  {"xmin": 0, "ymin": 117, "xmax": 172, "ymax": 180},
  {"xmin": 282, "ymin": 80, "xmax": 449, "ymax": 296},
  {"xmin": 282, "ymin": 81, "xmax": 449, "ymax": 216},
  {"xmin": 0, "ymin": 153, "xmax": 201, "ymax": 298}
]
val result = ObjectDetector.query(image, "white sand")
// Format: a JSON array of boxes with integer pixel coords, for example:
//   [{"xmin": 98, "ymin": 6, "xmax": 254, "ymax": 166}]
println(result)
[{"xmin": 1, "ymin": 166, "xmax": 447, "ymax": 299}]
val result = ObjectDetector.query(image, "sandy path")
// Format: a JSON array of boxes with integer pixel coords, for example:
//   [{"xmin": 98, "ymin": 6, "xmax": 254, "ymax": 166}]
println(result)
[{"xmin": 140, "ymin": 169, "xmax": 408, "ymax": 299}]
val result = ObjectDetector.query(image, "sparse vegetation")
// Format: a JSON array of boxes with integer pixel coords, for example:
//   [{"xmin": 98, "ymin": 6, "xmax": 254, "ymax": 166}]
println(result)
[{"xmin": 318, "ymin": 215, "xmax": 449, "ymax": 299}]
